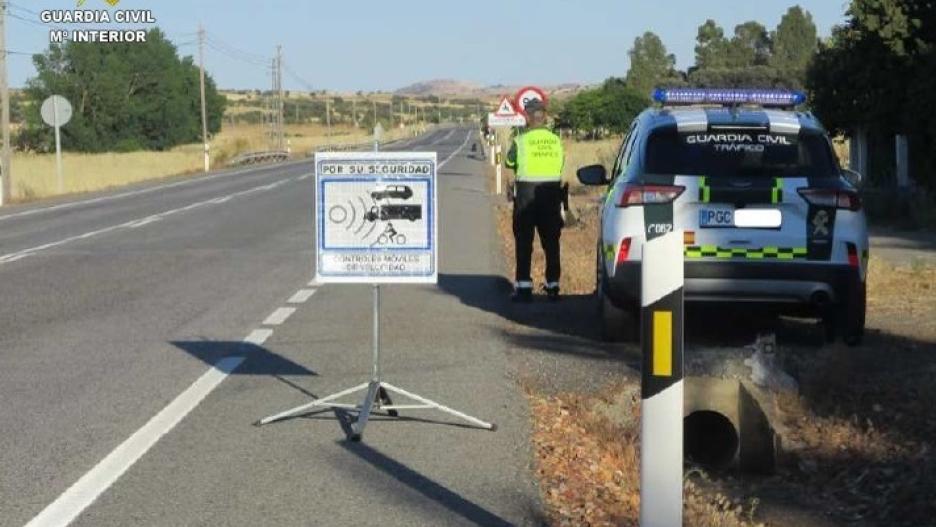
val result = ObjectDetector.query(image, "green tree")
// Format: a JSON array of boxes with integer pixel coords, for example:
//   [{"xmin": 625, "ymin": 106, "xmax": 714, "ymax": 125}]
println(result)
[
  {"xmin": 555, "ymin": 78, "xmax": 646, "ymax": 138},
  {"xmin": 770, "ymin": 6, "xmax": 819, "ymax": 84},
  {"xmin": 626, "ymin": 32, "xmax": 681, "ymax": 98},
  {"xmin": 694, "ymin": 20, "xmax": 730, "ymax": 69},
  {"xmin": 728, "ymin": 21, "xmax": 771, "ymax": 67},
  {"xmin": 808, "ymin": 0, "xmax": 936, "ymax": 190},
  {"xmin": 17, "ymin": 29, "xmax": 225, "ymax": 153}
]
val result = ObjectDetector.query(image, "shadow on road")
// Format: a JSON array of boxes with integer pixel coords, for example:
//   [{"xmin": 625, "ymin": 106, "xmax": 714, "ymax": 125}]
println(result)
[
  {"xmin": 171, "ymin": 340, "xmax": 317, "ymax": 377},
  {"xmin": 337, "ymin": 439, "xmax": 516, "ymax": 527}
]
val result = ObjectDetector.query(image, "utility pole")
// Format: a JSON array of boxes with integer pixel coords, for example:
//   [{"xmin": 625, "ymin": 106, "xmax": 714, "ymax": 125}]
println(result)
[
  {"xmin": 198, "ymin": 24, "xmax": 209, "ymax": 172},
  {"xmin": 372, "ymin": 98, "xmax": 377, "ymax": 128},
  {"xmin": 352, "ymin": 97, "xmax": 358, "ymax": 127},
  {"xmin": 0, "ymin": 0, "xmax": 11, "ymax": 204},
  {"xmin": 269, "ymin": 58, "xmax": 276, "ymax": 148},
  {"xmin": 325, "ymin": 96, "xmax": 331, "ymax": 138},
  {"xmin": 276, "ymin": 45, "xmax": 284, "ymax": 150}
]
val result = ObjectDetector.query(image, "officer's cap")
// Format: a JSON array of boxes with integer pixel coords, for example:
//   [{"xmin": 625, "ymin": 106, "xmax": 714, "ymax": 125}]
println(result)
[{"xmin": 524, "ymin": 99, "xmax": 546, "ymax": 114}]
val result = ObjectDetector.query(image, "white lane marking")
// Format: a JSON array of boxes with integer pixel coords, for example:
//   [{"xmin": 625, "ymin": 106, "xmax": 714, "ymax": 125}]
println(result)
[
  {"xmin": 288, "ymin": 289, "xmax": 317, "ymax": 304},
  {"xmin": 244, "ymin": 328, "xmax": 274, "ymax": 346},
  {"xmin": 263, "ymin": 307, "xmax": 296, "ymax": 326},
  {"xmin": 126, "ymin": 216, "xmax": 162, "ymax": 229},
  {"xmin": 0, "ymin": 161, "xmax": 311, "ymax": 224},
  {"xmin": 439, "ymin": 130, "xmax": 473, "ymax": 169},
  {"xmin": 429, "ymin": 128, "xmax": 455, "ymax": 145},
  {"xmin": 0, "ymin": 179, "xmax": 293, "ymax": 266},
  {"xmin": 24, "ymin": 351, "xmax": 251, "ymax": 527}
]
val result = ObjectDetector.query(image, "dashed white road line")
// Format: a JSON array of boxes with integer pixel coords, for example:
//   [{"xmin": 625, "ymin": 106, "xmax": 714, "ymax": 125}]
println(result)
[
  {"xmin": 288, "ymin": 289, "xmax": 317, "ymax": 304},
  {"xmin": 263, "ymin": 307, "xmax": 297, "ymax": 326},
  {"xmin": 439, "ymin": 130, "xmax": 474, "ymax": 169},
  {"xmin": 244, "ymin": 328, "xmax": 274, "ymax": 346},
  {"xmin": 429, "ymin": 128, "xmax": 455, "ymax": 145}
]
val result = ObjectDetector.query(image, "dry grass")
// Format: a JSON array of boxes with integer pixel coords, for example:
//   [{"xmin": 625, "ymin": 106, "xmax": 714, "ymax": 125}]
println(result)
[
  {"xmin": 11, "ymin": 150, "xmax": 204, "ymax": 201},
  {"xmin": 530, "ymin": 382, "xmax": 761, "ymax": 527},
  {"xmin": 9, "ymin": 122, "xmax": 411, "ymax": 202},
  {"xmin": 866, "ymin": 258, "xmax": 936, "ymax": 340}
]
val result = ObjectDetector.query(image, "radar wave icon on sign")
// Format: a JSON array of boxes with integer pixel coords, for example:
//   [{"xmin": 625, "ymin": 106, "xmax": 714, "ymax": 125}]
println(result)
[{"xmin": 328, "ymin": 196, "xmax": 378, "ymax": 242}]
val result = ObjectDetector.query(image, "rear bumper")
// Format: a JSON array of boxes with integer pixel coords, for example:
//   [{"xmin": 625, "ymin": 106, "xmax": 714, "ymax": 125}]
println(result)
[{"xmin": 605, "ymin": 261, "xmax": 862, "ymax": 309}]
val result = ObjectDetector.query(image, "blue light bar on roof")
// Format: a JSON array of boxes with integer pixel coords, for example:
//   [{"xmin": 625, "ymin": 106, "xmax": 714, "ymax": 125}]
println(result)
[{"xmin": 653, "ymin": 88, "xmax": 807, "ymax": 107}]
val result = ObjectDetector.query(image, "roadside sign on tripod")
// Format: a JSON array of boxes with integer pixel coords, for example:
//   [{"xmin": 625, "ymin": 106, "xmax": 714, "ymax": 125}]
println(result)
[{"xmin": 315, "ymin": 151, "xmax": 437, "ymax": 284}]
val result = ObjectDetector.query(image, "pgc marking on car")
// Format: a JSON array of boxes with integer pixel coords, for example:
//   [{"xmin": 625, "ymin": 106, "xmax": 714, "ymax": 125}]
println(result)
[{"xmin": 316, "ymin": 152, "xmax": 437, "ymax": 284}]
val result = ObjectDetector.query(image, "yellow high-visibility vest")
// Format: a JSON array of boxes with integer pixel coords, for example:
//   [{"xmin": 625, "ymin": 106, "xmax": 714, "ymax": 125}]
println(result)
[{"xmin": 507, "ymin": 128, "xmax": 564, "ymax": 182}]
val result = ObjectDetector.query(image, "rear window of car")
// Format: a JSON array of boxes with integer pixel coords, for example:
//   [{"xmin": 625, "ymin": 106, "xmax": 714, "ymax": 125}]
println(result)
[{"xmin": 644, "ymin": 127, "xmax": 839, "ymax": 179}]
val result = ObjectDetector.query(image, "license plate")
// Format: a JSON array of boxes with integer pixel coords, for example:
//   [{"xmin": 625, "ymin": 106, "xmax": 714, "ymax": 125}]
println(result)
[{"xmin": 699, "ymin": 207, "xmax": 734, "ymax": 228}]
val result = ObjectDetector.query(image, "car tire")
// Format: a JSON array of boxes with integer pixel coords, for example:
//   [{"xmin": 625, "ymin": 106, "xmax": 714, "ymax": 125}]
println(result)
[
  {"xmin": 596, "ymin": 246, "xmax": 638, "ymax": 343},
  {"xmin": 600, "ymin": 292, "xmax": 638, "ymax": 343},
  {"xmin": 841, "ymin": 281, "xmax": 867, "ymax": 347}
]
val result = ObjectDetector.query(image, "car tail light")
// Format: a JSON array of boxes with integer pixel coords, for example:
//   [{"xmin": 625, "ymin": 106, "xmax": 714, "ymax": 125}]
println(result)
[
  {"xmin": 617, "ymin": 184, "xmax": 685, "ymax": 207},
  {"xmin": 616, "ymin": 238, "xmax": 632, "ymax": 265},
  {"xmin": 797, "ymin": 188, "xmax": 862, "ymax": 211},
  {"xmin": 847, "ymin": 243, "xmax": 860, "ymax": 268}
]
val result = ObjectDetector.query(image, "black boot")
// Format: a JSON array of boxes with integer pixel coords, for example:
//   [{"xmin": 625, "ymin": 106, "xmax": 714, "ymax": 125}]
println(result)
[{"xmin": 544, "ymin": 285, "xmax": 561, "ymax": 302}]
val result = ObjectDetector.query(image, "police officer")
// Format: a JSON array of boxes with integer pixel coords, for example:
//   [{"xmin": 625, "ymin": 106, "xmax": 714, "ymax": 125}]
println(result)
[{"xmin": 505, "ymin": 99, "xmax": 565, "ymax": 303}]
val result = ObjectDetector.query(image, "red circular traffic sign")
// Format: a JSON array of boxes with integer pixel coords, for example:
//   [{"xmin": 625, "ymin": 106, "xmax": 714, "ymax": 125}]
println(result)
[{"xmin": 514, "ymin": 86, "xmax": 548, "ymax": 114}]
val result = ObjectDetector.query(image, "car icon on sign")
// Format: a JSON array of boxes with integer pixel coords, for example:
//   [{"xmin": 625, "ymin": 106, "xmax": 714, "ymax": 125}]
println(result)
[{"xmin": 370, "ymin": 185, "xmax": 414, "ymax": 201}]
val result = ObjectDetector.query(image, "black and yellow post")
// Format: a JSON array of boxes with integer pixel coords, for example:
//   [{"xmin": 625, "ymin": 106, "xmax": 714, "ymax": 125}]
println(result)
[{"xmin": 639, "ymin": 229, "xmax": 685, "ymax": 527}]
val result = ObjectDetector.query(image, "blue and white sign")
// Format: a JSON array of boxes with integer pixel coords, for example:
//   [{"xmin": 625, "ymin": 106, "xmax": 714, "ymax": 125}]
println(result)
[{"xmin": 315, "ymin": 152, "xmax": 438, "ymax": 284}]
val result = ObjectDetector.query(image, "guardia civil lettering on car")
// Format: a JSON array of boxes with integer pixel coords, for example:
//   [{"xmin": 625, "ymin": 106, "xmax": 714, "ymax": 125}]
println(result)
[{"xmin": 577, "ymin": 88, "xmax": 868, "ymax": 345}]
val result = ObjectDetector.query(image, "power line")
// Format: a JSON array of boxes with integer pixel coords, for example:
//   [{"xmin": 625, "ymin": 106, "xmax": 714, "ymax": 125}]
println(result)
[
  {"xmin": 7, "ymin": 1, "xmax": 39, "ymax": 16},
  {"xmin": 204, "ymin": 32, "xmax": 267, "ymax": 66},
  {"xmin": 6, "ymin": 11, "xmax": 66, "ymax": 33},
  {"xmin": 0, "ymin": 48, "xmax": 34, "ymax": 56},
  {"xmin": 282, "ymin": 62, "xmax": 315, "ymax": 92}
]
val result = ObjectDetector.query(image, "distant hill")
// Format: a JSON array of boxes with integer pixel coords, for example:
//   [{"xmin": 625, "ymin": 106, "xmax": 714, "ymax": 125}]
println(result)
[{"xmin": 395, "ymin": 79, "xmax": 484, "ymax": 97}]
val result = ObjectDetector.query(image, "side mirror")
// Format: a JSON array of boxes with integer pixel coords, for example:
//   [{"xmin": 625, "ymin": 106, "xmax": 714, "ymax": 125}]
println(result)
[
  {"xmin": 577, "ymin": 164, "xmax": 609, "ymax": 186},
  {"xmin": 842, "ymin": 168, "xmax": 863, "ymax": 188}
]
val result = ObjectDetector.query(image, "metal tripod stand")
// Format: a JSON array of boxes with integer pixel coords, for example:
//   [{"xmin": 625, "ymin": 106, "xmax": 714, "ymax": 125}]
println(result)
[{"xmin": 256, "ymin": 285, "xmax": 496, "ymax": 441}]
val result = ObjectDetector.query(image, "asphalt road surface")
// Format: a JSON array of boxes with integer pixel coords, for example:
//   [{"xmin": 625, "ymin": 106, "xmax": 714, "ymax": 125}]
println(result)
[{"xmin": 1, "ymin": 127, "xmax": 541, "ymax": 527}]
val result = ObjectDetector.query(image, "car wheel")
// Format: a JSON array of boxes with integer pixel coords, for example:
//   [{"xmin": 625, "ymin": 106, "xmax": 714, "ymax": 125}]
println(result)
[
  {"xmin": 841, "ymin": 281, "xmax": 867, "ymax": 347},
  {"xmin": 596, "ymin": 248, "xmax": 638, "ymax": 343},
  {"xmin": 600, "ymin": 292, "xmax": 638, "ymax": 343}
]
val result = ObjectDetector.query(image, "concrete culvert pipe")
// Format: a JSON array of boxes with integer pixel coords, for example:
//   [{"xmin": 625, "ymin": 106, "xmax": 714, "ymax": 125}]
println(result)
[{"xmin": 684, "ymin": 410, "xmax": 739, "ymax": 468}]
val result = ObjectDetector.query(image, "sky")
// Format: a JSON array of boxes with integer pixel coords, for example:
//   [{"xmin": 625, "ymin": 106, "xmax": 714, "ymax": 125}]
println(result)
[{"xmin": 5, "ymin": 0, "xmax": 851, "ymax": 92}]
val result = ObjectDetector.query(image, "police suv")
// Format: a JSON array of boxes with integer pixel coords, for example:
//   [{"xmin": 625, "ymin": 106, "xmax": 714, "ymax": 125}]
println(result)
[{"xmin": 577, "ymin": 88, "xmax": 868, "ymax": 345}]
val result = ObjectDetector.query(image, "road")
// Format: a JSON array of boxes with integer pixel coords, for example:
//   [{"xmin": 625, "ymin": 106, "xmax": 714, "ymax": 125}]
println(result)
[{"xmin": 0, "ymin": 126, "xmax": 541, "ymax": 527}]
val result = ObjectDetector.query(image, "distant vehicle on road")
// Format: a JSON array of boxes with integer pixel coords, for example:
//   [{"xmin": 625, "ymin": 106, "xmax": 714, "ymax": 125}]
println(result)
[
  {"xmin": 577, "ymin": 88, "xmax": 868, "ymax": 345},
  {"xmin": 370, "ymin": 185, "xmax": 413, "ymax": 201},
  {"xmin": 365, "ymin": 204, "xmax": 422, "ymax": 222}
]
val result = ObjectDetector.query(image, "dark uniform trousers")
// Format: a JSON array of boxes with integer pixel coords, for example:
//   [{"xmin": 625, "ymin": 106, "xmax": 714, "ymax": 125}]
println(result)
[{"xmin": 513, "ymin": 181, "xmax": 563, "ymax": 286}]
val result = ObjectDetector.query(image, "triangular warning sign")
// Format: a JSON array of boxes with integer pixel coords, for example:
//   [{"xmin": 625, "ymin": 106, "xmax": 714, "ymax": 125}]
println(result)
[{"xmin": 494, "ymin": 97, "xmax": 517, "ymax": 116}]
